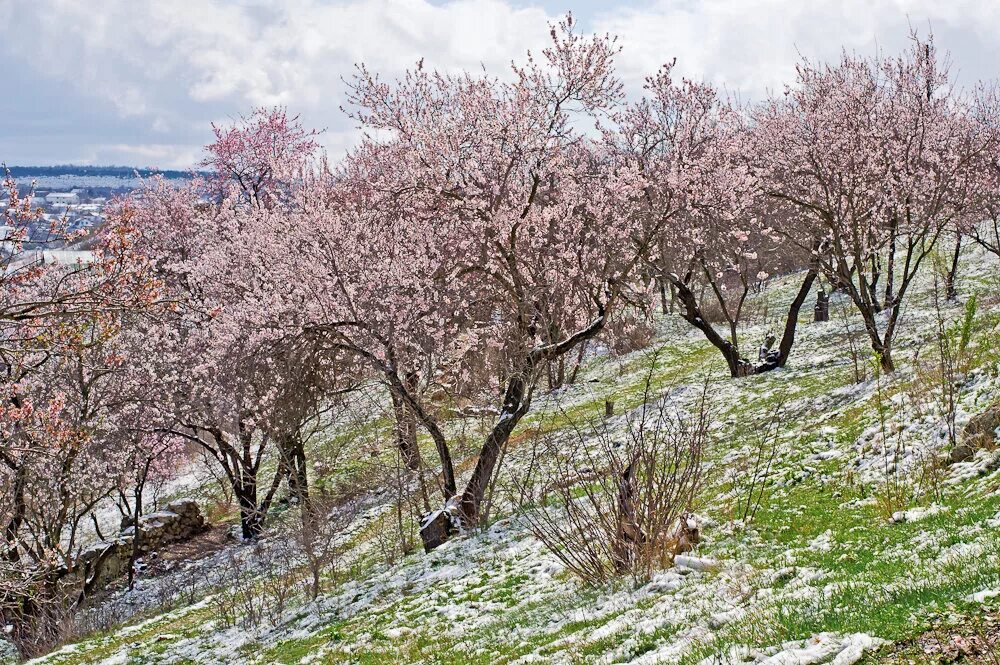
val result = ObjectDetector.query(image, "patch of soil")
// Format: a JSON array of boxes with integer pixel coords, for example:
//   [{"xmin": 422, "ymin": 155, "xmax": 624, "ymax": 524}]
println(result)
[
  {"xmin": 867, "ymin": 606, "xmax": 1000, "ymax": 664},
  {"xmin": 140, "ymin": 523, "xmax": 233, "ymax": 577}
]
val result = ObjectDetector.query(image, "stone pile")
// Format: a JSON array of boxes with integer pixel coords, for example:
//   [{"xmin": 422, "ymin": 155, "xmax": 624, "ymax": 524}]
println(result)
[
  {"xmin": 67, "ymin": 498, "xmax": 206, "ymax": 591},
  {"xmin": 125, "ymin": 498, "xmax": 206, "ymax": 553}
]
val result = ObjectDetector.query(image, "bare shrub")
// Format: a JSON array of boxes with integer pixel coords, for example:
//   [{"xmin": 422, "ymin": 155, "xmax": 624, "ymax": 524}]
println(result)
[
  {"xmin": 293, "ymin": 494, "xmax": 359, "ymax": 600},
  {"xmin": 838, "ymin": 299, "xmax": 869, "ymax": 385},
  {"xmin": 210, "ymin": 548, "xmax": 264, "ymax": 629},
  {"xmin": 871, "ymin": 354, "xmax": 912, "ymax": 521},
  {"xmin": 0, "ymin": 564, "xmax": 75, "ymax": 658},
  {"xmin": 519, "ymin": 365, "xmax": 708, "ymax": 585},
  {"xmin": 210, "ymin": 539, "xmax": 299, "ymax": 630},
  {"xmin": 728, "ymin": 401, "xmax": 784, "ymax": 524}
]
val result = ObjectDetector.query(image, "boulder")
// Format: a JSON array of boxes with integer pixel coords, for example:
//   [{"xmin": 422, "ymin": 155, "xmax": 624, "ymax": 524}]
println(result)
[
  {"xmin": 419, "ymin": 496, "xmax": 462, "ymax": 552},
  {"xmin": 950, "ymin": 444, "xmax": 975, "ymax": 464},
  {"xmin": 949, "ymin": 404, "xmax": 1000, "ymax": 464},
  {"xmin": 963, "ymin": 404, "xmax": 1000, "ymax": 445},
  {"xmin": 0, "ymin": 636, "xmax": 18, "ymax": 665}
]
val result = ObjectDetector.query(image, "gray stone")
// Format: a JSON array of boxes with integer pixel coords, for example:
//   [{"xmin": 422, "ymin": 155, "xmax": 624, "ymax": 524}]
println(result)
[
  {"xmin": 62, "ymin": 498, "xmax": 207, "ymax": 593},
  {"xmin": 419, "ymin": 509, "xmax": 455, "ymax": 553},
  {"xmin": 963, "ymin": 404, "xmax": 1000, "ymax": 444},
  {"xmin": 419, "ymin": 497, "xmax": 462, "ymax": 552},
  {"xmin": 0, "ymin": 636, "xmax": 19, "ymax": 665},
  {"xmin": 950, "ymin": 444, "xmax": 975, "ymax": 464}
]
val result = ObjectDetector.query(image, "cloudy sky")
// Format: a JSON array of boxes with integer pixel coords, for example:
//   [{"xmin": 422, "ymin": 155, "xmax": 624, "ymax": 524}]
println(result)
[{"xmin": 2, "ymin": 0, "xmax": 1000, "ymax": 168}]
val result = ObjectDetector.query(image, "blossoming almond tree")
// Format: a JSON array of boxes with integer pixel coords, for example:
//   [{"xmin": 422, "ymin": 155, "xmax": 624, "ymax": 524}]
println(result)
[
  {"xmin": 340, "ymin": 16, "xmax": 660, "ymax": 527},
  {"xmin": 753, "ymin": 34, "xmax": 1000, "ymax": 372},
  {"xmin": 201, "ymin": 107, "xmax": 320, "ymax": 208},
  {"xmin": 121, "ymin": 118, "xmax": 347, "ymax": 538},
  {"xmin": 609, "ymin": 63, "xmax": 817, "ymax": 378},
  {"xmin": 0, "ymin": 197, "xmax": 157, "ymax": 653}
]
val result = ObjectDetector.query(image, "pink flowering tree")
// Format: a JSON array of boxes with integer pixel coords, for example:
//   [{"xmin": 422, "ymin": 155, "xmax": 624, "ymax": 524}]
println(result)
[
  {"xmin": 608, "ymin": 63, "xmax": 817, "ymax": 378},
  {"xmin": 1, "ymin": 175, "xmax": 156, "ymax": 569},
  {"xmin": 0, "ymin": 264, "xmax": 156, "ymax": 654},
  {"xmin": 753, "ymin": 34, "xmax": 1000, "ymax": 372},
  {"xmin": 202, "ymin": 107, "xmax": 321, "ymax": 207},
  {"xmin": 120, "ymin": 141, "xmax": 346, "ymax": 537},
  {"xmin": 334, "ymin": 15, "xmax": 661, "ymax": 528},
  {"xmin": 114, "ymin": 183, "xmax": 273, "ymax": 540}
]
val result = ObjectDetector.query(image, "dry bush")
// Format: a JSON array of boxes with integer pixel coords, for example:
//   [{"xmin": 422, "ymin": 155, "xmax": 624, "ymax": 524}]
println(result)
[
  {"xmin": 871, "ymin": 354, "xmax": 914, "ymax": 521},
  {"xmin": 518, "ymin": 367, "xmax": 708, "ymax": 585},
  {"xmin": 210, "ymin": 547, "xmax": 271, "ymax": 630},
  {"xmin": 294, "ymin": 494, "xmax": 360, "ymax": 600},
  {"xmin": 728, "ymin": 400, "xmax": 785, "ymax": 524},
  {"xmin": 209, "ymin": 488, "xmax": 363, "ymax": 630},
  {"xmin": 838, "ymin": 298, "xmax": 870, "ymax": 385},
  {"xmin": 0, "ymin": 564, "xmax": 74, "ymax": 658}
]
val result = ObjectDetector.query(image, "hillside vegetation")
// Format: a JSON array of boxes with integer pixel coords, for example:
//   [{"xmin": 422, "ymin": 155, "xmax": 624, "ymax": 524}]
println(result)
[{"xmin": 27, "ymin": 244, "xmax": 1000, "ymax": 665}]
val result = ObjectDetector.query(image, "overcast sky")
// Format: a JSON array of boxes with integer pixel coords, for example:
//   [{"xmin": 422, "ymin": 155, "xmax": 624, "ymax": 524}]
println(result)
[{"xmin": 3, "ymin": 0, "xmax": 1000, "ymax": 169}]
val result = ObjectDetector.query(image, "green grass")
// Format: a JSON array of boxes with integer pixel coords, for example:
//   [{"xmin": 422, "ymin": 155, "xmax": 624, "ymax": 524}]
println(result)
[{"xmin": 31, "ymin": 248, "xmax": 1000, "ymax": 664}]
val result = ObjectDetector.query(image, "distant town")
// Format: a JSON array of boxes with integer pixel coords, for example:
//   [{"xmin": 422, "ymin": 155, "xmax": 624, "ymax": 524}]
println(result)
[{"xmin": 2, "ymin": 165, "xmax": 199, "ymax": 263}]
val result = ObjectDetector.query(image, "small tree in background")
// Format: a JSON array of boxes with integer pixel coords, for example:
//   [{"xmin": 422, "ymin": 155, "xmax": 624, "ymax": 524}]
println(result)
[{"xmin": 754, "ymin": 33, "xmax": 1000, "ymax": 372}]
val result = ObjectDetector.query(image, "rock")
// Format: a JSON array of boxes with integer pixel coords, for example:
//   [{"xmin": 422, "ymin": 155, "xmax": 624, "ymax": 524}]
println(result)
[
  {"xmin": 950, "ymin": 444, "xmax": 975, "ymax": 464},
  {"xmin": 419, "ymin": 509, "xmax": 456, "ymax": 552},
  {"xmin": 966, "ymin": 432, "xmax": 995, "ymax": 451},
  {"xmin": 419, "ymin": 497, "xmax": 462, "ymax": 552},
  {"xmin": 61, "ymin": 498, "xmax": 207, "ymax": 594},
  {"xmin": 963, "ymin": 404, "xmax": 1000, "ymax": 444},
  {"xmin": 0, "ymin": 636, "xmax": 18, "ymax": 665}
]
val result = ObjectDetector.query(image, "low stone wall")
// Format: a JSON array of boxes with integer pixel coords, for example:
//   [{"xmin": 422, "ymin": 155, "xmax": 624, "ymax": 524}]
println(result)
[
  {"xmin": 126, "ymin": 498, "xmax": 206, "ymax": 552},
  {"xmin": 69, "ymin": 499, "xmax": 206, "ymax": 591}
]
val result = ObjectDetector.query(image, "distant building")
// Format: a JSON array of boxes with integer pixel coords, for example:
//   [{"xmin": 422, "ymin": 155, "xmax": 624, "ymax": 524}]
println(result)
[
  {"xmin": 39, "ymin": 250, "xmax": 95, "ymax": 265},
  {"xmin": 46, "ymin": 192, "xmax": 80, "ymax": 206}
]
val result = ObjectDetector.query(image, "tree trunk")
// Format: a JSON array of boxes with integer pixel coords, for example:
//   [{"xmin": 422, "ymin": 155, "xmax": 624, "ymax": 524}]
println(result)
[
  {"xmin": 613, "ymin": 457, "xmax": 640, "ymax": 573},
  {"xmin": 868, "ymin": 254, "xmax": 883, "ymax": 312},
  {"xmin": 390, "ymin": 385, "xmax": 421, "ymax": 472},
  {"xmin": 458, "ymin": 312, "xmax": 609, "ymax": 526},
  {"xmin": 126, "ymin": 470, "xmax": 146, "ymax": 589},
  {"xmin": 773, "ymin": 268, "xmax": 818, "ymax": 369},
  {"xmin": 946, "ymin": 234, "xmax": 962, "ymax": 301},
  {"xmin": 885, "ymin": 225, "xmax": 897, "ymax": 306},
  {"xmin": 669, "ymin": 276, "xmax": 752, "ymax": 378},
  {"xmin": 566, "ymin": 339, "xmax": 587, "ymax": 385},
  {"xmin": 379, "ymin": 364, "xmax": 457, "ymax": 500},
  {"xmin": 877, "ymin": 346, "xmax": 895, "ymax": 373},
  {"xmin": 3, "ymin": 462, "xmax": 26, "ymax": 562},
  {"xmin": 289, "ymin": 437, "xmax": 309, "ymax": 507},
  {"xmin": 235, "ymin": 475, "xmax": 262, "ymax": 540},
  {"xmin": 459, "ymin": 372, "xmax": 531, "ymax": 525}
]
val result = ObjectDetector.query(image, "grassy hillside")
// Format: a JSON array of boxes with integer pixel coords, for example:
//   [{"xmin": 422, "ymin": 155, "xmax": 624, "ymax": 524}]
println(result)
[{"xmin": 29, "ymin": 244, "xmax": 1000, "ymax": 665}]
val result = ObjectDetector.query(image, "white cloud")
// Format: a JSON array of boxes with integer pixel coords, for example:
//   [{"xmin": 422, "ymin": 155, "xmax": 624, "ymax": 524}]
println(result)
[
  {"xmin": 3, "ymin": 0, "xmax": 1000, "ymax": 166},
  {"xmin": 598, "ymin": 0, "xmax": 1000, "ymax": 99},
  {"xmin": 86, "ymin": 144, "xmax": 204, "ymax": 170}
]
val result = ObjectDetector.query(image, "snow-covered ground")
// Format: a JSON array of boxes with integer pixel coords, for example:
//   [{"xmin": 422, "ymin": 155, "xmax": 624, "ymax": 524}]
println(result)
[{"xmin": 27, "ymin": 244, "xmax": 1000, "ymax": 664}]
